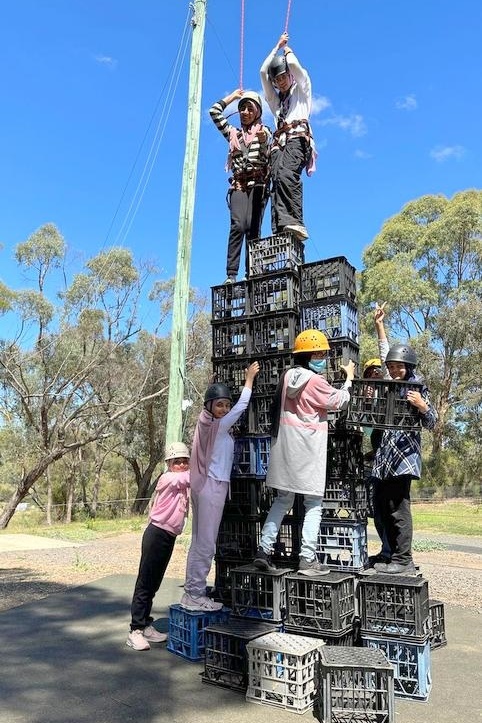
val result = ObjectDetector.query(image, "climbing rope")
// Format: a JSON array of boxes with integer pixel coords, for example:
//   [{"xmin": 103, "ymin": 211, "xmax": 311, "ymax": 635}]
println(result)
[
  {"xmin": 239, "ymin": 0, "xmax": 245, "ymax": 89},
  {"xmin": 284, "ymin": 0, "xmax": 293, "ymax": 33}
]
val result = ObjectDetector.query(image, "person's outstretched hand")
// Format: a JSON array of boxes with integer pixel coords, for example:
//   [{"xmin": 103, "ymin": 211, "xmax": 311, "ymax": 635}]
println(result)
[
  {"xmin": 374, "ymin": 301, "xmax": 387, "ymax": 325},
  {"xmin": 340, "ymin": 359, "xmax": 355, "ymax": 381},
  {"xmin": 277, "ymin": 32, "xmax": 289, "ymax": 49}
]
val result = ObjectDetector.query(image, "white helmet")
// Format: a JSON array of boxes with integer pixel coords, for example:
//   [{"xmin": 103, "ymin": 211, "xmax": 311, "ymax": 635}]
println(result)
[
  {"xmin": 165, "ymin": 442, "xmax": 190, "ymax": 460},
  {"xmin": 238, "ymin": 91, "xmax": 262, "ymax": 116}
]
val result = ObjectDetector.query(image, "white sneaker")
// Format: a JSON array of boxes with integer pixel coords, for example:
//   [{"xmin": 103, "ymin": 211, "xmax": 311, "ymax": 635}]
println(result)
[
  {"xmin": 180, "ymin": 593, "xmax": 223, "ymax": 611},
  {"xmin": 126, "ymin": 629, "xmax": 150, "ymax": 651},
  {"xmin": 143, "ymin": 625, "xmax": 167, "ymax": 643},
  {"xmin": 284, "ymin": 224, "xmax": 309, "ymax": 241}
]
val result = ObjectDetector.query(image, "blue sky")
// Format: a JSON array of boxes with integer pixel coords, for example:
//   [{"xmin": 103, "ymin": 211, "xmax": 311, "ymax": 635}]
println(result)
[{"xmin": 1, "ymin": 0, "xmax": 481, "ymax": 333}]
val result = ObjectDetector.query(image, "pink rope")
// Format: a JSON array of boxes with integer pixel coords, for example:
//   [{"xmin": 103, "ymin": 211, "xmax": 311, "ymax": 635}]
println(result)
[
  {"xmin": 239, "ymin": 0, "xmax": 245, "ymax": 90},
  {"xmin": 284, "ymin": 0, "xmax": 292, "ymax": 33}
]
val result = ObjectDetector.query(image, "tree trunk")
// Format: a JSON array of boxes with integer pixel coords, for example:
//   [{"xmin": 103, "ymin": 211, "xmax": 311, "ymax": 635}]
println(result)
[
  {"xmin": 65, "ymin": 476, "xmax": 74, "ymax": 523},
  {"xmin": 46, "ymin": 470, "xmax": 53, "ymax": 526}
]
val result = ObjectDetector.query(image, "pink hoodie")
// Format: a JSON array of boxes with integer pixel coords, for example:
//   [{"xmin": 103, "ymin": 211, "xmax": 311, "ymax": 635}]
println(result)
[{"xmin": 149, "ymin": 470, "xmax": 190, "ymax": 536}]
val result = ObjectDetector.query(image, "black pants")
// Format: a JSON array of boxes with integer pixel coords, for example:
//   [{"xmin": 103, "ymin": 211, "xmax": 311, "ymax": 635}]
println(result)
[
  {"xmin": 130, "ymin": 523, "xmax": 175, "ymax": 630},
  {"xmin": 375, "ymin": 475, "xmax": 413, "ymax": 564},
  {"xmin": 270, "ymin": 136, "xmax": 309, "ymax": 232},
  {"xmin": 226, "ymin": 185, "xmax": 267, "ymax": 276}
]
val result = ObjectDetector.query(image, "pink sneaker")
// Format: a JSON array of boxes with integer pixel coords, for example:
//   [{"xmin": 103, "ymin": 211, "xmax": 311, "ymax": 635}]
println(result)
[
  {"xmin": 180, "ymin": 593, "xmax": 223, "ymax": 611},
  {"xmin": 143, "ymin": 625, "xmax": 167, "ymax": 643},
  {"xmin": 126, "ymin": 629, "xmax": 150, "ymax": 651}
]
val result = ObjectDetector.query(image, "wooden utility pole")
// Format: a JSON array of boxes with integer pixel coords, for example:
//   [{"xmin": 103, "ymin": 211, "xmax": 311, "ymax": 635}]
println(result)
[{"xmin": 165, "ymin": 0, "xmax": 207, "ymax": 447}]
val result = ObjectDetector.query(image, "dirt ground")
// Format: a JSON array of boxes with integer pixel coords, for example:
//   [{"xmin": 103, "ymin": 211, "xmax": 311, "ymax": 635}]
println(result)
[{"xmin": 0, "ymin": 531, "xmax": 481, "ymax": 613}]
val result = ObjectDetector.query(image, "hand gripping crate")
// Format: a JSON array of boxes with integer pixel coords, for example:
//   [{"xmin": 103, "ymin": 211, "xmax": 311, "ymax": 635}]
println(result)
[
  {"xmin": 326, "ymin": 336, "xmax": 360, "ymax": 382},
  {"xmin": 249, "ymin": 271, "xmax": 301, "ymax": 315},
  {"xmin": 251, "ymin": 311, "xmax": 299, "ymax": 355},
  {"xmin": 429, "ymin": 599, "xmax": 447, "ymax": 649},
  {"xmin": 362, "ymin": 634, "xmax": 432, "ymax": 701},
  {"xmin": 211, "ymin": 280, "xmax": 249, "ymax": 321},
  {"xmin": 346, "ymin": 378, "xmax": 424, "ymax": 430},
  {"xmin": 317, "ymin": 646, "xmax": 395, "ymax": 723},
  {"xmin": 247, "ymin": 232, "xmax": 305, "ymax": 277},
  {"xmin": 211, "ymin": 318, "xmax": 251, "ymax": 358},
  {"xmin": 316, "ymin": 521, "xmax": 368, "ymax": 572},
  {"xmin": 202, "ymin": 619, "xmax": 278, "ymax": 692},
  {"xmin": 300, "ymin": 298, "xmax": 358, "ymax": 343},
  {"xmin": 167, "ymin": 604, "xmax": 230, "ymax": 661},
  {"xmin": 300, "ymin": 256, "xmax": 357, "ymax": 303},
  {"xmin": 358, "ymin": 573, "xmax": 430, "ymax": 642},
  {"xmin": 246, "ymin": 631, "xmax": 324, "ymax": 714},
  {"xmin": 284, "ymin": 571, "xmax": 356, "ymax": 635},
  {"xmin": 212, "ymin": 357, "xmax": 253, "ymax": 397},
  {"xmin": 216, "ymin": 516, "xmax": 260, "ymax": 560},
  {"xmin": 231, "ymin": 564, "xmax": 295, "ymax": 622},
  {"xmin": 253, "ymin": 352, "xmax": 292, "ymax": 396}
]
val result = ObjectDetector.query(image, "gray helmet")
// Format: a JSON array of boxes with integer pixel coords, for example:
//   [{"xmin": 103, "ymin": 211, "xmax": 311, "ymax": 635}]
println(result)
[
  {"xmin": 268, "ymin": 54, "xmax": 288, "ymax": 81},
  {"xmin": 204, "ymin": 382, "xmax": 232, "ymax": 407},
  {"xmin": 238, "ymin": 91, "xmax": 262, "ymax": 116},
  {"xmin": 386, "ymin": 344, "xmax": 417, "ymax": 366}
]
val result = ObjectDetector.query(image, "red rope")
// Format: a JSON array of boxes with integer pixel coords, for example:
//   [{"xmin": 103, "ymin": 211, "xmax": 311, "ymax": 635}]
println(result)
[
  {"xmin": 239, "ymin": 0, "xmax": 245, "ymax": 90},
  {"xmin": 284, "ymin": 0, "xmax": 292, "ymax": 33}
]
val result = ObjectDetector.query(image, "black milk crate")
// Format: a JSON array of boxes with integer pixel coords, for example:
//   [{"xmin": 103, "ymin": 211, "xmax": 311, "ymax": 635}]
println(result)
[
  {"xmin": 254, "ymin": 352, "xmax": 292, "ymax": 395},
  {"xmin": 327, "ymin": 428, "xmax": 364, "ymax": 480},
  {"xmin": 346, "ymin": 378, "xmax": 424, "ymax": 430},
  {"xmin": 271, "ymin": 515, "xmax": 303, "ymax": 565},
  {"xmin": 211, "ymin": 280, "xmax": 249, "ymax": 321},
  {"xmin": 202, "ymin": 619, "xmax": 278, "ymax": 692},
  {"xmin": 429, "ymin": 599, "xmax": 447, "ymax": 649},
  {"xmin": 214, "ymin": 557, "xmax": 239, "ymax": 606},
  {"xmin": 285, "ymin": 571, "xmax": 356, "ymax": 634},
  {"xmin": 300, "ymin": 298, "xmax": 358, "ymax": 343},
  {"xmin": 212, "ymin": 358, "xmax": 252, "ymax": 397},
  {"xmin": 251, "ymin": 311, "xmax": 299, "ymax": 355},
  {"xmin": 224, "ymin": 475, "xmax": 272, "ymax": 518},
  {"xmin": 322, "ymin": 478, "xmax": 369, "ymax": 522},
  {"xmin": 232, "ymin": 435, "xmax": 271, "ymax": 477},
  {"xmin": 167, "ymin": 604, "xmax": 230, "ymax": 661},
  {"xmin": 247, "ymin": 232, "xmax": 305, "ymax": 277},
  {"xmin": 231, "ymin": 564, "xmax": 295, "ymax": 621},
  {"xmin": 362, "ymin": 634, "xmax": 432, "ymax": 701},
  {"xmin": 285, "ymin": 624, "xmax": 356, "ymax": 646},
  {"xmin": 248, "ymin": 394, "xmax": 272, "ymax": 434},
  {"xmin": 246, "ymin": 631, "xmax": 324, "ymax": 714},
  {"xmin": 300, "ymin": 256, "xmax": 357, "ymax": 303},
  {"xmin": 211, "ymin": 319, "xmax": 251, "ymax": 358},
  {"xmin": 358, "ymin": 574, "xmax": 430, "ymax": 641},
  {"xmin": 316, "ymin": 521, "xmax": 368, "ymax": 572},
  {"xmin": 326, "ymin": 337, "xmax": 360, "ymax": 382},
  {"xmin": 216, "ymin": 517, "xmax": 260, "ymax": 560},
  {"xmin": 249, "ymin": 271, "xmax": 301, "ymax": 315},
  {"xmin": 317, "ymin": 646, "xmax": 395, "ymax": 723}
]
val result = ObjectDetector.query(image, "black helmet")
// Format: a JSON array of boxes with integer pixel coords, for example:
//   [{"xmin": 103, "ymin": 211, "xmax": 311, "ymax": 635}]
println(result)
[
  {"xmin": 268, "ymin": 54, "xmax": 288, "ymax": 81},
  {"xmin": 204, "ymin": 383, "xmax": 232, "ymax": 407},
  {"xmin": 386, "ymin": 344, "xmax": 417, "ymax": 366}
]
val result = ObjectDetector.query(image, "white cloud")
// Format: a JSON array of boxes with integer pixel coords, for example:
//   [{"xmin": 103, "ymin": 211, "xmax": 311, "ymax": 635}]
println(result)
[
  {"xmin": 311, "ymin": 95, "xmax": 331, "ymax": 116},
  {"xmin": 95, "ymin": 55, "xmax": 117, "ymax": 69},
  {"xmin": 396, "ymin": 94, "xmax": 417, "ymax": 111},
  {"xmin": 321, "ymin": 113, "xmax": 367, "ymax": 137},
  {"xmin": 430, "ymin": 145, "xmax": 465, "ymax": 162},
  {"xmin": 354, "ymin": 149, "xmax": 372, "ymax": 159}
]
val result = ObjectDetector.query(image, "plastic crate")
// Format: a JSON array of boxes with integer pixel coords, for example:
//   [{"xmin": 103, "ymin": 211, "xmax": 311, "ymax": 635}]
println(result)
[
  {"xmin": 362, "ymin": 634, "xmax": 432, "ymax": 701},
  {"xmin": 167, "ymin": 604, "xmax": 230, "ymax": 661},
  {"xmin": 316, "ymin": 521, "xmax": 368, "ymax": 572},
  {"xmin": 249, "ymin": 394, "xmax": 272, "ymax": 435},
  {"xmin": 211, "ymin": 281, "xmax": 249, "ymax": 321},
  {"xmin": 246, "ymin": 631, "xmax": 324, "ymax": 714},
  {"xmin": 358, "ymin": 574, "xmax": 430, "ymax": 641},
  {"xmin": 231, "ymin": 564, "xmax": 294, "ymax": 621},
  {"xmin": 346, "ymin": 378, "xmax": 424, "ymax": 430},
  {"xmin": 318, "ymin": 646, "xmax": 394, "ymax": 723},
  {"xmin": 300, "ymin": 256, "xmax": 357, "ymax": 303},
  {"xmin": 326, "ymin": 337, "xmax": 360, "ymax": 382},
  {"xmin": 301, "ymin": 298, "xmax": 358, "ymax": 343},
  {"xmin": 251, "ymin": 312, "xmax": 299, "ymax": 355},
  {"xmin": 254, "ymin": 352, "xmax": 292, "ymax": 395},
  {"xmin": 285, "ymin": 624, "xmax": 356, "ymax": 646},
  {"xmin": 247, "ymin": 232, "xmax": 305, "ymax": 277},
  {"xmin": 429, "ymin": 599, "xmax": 447, "ymax": 649},
  {"xmin": 225, "ymin": 475, "xmax": 275, "ymax": 518},
  {"xmin": 322, "ymin": 478, "xmax": 369, "ymax": 522},
  {"xmin": 212, "ymin": 358, "xmax": 253, "ymax": 397},
  {"xmin": 271, "ymin": 515, "xmax": 303, "ymax": 564},
  {"xmin": 249, "ymin": 272, "xmax": 301, "ymax": 315},
  {"xmin": 202, "ymin": 619, "xmax": 278, "ymax": 692},
  {"xmin": 232, "ymin": 436, "xmax": 271, "ymax": 477},
  {"xmin": 285, "ymin": 571, "xmax": 356, "ymax": 634},
  {"xmin": 211, "ymin": 319, "xmax": 251, "ymax": 358},
  {"xmin": 327, "ymin": 429, "xmax": 364, "ymax": 481},
  {"xmin": 214, "ymin": 557, "xmax": 240, "ymax": 606},
  {"xmin": 216, "ymin": 517, "xmax": 260, "ymax": 560}
]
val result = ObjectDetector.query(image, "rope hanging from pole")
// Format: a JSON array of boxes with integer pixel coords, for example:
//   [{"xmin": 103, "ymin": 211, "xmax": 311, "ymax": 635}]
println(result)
[
  {"xmin": 239, "ymin": 0, "xmax": 245, "ymax": 90},
  {"xmin": 284, "ymin": 0, "xmax": 293, "ymax": 33}
]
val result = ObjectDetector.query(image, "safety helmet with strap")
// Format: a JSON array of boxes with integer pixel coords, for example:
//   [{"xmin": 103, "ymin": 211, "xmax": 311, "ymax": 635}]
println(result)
[
  {"xmin": 363, "ymin": 357, "xmax": 382, "ymax": 375},
  {"xmin": 165, "ymin": 442, "xmax": 190, "ymax": 461},
  {"xmin": 238, "ymin": 91, "xmax": 262, "ymax": 117},
  {"xmin": 293, "ymin": 329, "xmax": 330, "ymax": 354},
  {"xmin": 204, "ymin": 382, "xmax": 232, "ymax": 407},
  {"xmin": 385, "ymin": 344, "xmax": 417, "ymax": 366},
  {"xmin": 268, "ymin": 54, "xmax": 288, "ymax": 81}
]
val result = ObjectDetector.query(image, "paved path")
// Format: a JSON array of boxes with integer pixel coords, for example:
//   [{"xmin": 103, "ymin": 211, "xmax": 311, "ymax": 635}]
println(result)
[{"xmin": 0, "ymin": 533, "xmax": 81, "ymax": 551}]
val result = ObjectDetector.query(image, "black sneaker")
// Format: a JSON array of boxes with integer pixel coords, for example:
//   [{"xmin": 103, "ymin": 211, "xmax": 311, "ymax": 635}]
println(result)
[
  {"xmin": 386, "ymin": 561, "xmax": 417, "ymax": 575},
  {"xmin": 253, "ymin": 546, "xmax": 274, "ymax": 571},
  {"xmin": 368, "ymin": 553, "xmax": 391, "ymax": 567}
]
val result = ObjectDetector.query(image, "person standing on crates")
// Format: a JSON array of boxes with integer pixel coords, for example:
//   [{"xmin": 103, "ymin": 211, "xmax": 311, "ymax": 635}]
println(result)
[
  {"xmin": 209, "ymin": 89, "xmax": 271, "ymax": 284},
  {"xmin": 126, "ymin": 442, "xmax": 191, "ymax": 651},
  {"xmin": 371, "ymin": 302, "xmax": 437, "ymax": 575},
  {"xmin": 181, "ymin": 362, "xmax": 260, "ymax": 611},
  {"xmin": 253, "ymin": 330, "xmax": 354, "ymax": 575},
  {"xmin": 260, "ymin": 32, "xmax": 316, "ymax": 242}
]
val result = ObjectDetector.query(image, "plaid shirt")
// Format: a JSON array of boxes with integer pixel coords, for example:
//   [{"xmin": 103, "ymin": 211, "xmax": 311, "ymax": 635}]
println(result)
[{"xmin": 372, "ymin": 339, "xmax": 437, "ymax": 480}]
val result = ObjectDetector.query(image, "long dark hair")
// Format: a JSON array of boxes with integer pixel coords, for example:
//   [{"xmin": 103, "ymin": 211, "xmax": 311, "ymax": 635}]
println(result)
[{"xmin": 270, "ymin": 353, "xmax": 312, "ymax": 437}]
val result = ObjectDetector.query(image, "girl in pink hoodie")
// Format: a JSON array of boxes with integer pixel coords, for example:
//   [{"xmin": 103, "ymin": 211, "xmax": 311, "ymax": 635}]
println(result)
[{"xmin": 126, "ymin": 442, "xmax": 190, "ymax": 651}]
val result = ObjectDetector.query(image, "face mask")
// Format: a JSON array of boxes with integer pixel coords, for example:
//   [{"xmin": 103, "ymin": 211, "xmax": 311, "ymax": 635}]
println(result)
[{"xmin": 309, "ymin": 359, "xmax": 327, "ymax": 374}]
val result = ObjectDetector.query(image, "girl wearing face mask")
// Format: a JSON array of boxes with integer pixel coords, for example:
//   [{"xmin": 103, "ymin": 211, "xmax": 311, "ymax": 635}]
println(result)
[{"xmin": 254, "ymin": 330, "xmax": 355, "ymax": 575}]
